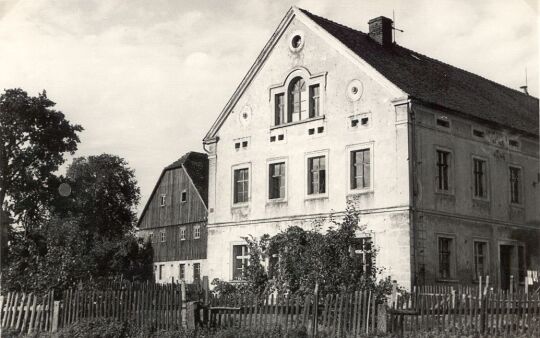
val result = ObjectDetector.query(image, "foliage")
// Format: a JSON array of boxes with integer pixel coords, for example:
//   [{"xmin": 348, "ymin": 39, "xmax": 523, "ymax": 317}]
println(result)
[
  {"xmin": 0, "ymin": 88, "xmax": 83, "ymax": 229},
  {"xmin": 236, "ymin": 202, "xmax": 382, "ymax": 297}
]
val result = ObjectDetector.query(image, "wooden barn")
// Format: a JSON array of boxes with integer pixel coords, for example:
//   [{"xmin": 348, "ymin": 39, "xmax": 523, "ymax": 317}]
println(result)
[{"xmin": 137, "ymin": 151, "xmax": 208, "ymax": 283}]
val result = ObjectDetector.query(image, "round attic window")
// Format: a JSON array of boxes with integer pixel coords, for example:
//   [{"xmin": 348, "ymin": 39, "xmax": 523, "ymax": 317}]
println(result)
[
  {"xmin": 346, "ymin": 79, "xmax": 363, "ymax": 101},
  {"xmin": 238, "ymin": 105, "xmax": 252, "ymax": 126},
  {"xmin": 289, "ymin": 31, "xmax": 305, "ymax": 52}
]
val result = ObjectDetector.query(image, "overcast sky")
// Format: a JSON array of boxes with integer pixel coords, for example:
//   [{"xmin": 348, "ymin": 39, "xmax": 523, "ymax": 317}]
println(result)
[{"xmin": 1, "ymin": 0, "xmax": 538, "ymax": 215}]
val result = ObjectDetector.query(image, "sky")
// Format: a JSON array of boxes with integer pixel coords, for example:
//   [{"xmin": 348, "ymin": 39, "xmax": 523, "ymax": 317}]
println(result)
[{"xmin": 1, "ymin": 0, "xmax": 538, "ymax": 215}]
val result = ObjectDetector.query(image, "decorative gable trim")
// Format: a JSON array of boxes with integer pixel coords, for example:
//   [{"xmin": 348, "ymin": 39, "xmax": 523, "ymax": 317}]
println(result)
[{"xmin": 203, "ymin": 6, "xmax": 407, "ymax": 144}]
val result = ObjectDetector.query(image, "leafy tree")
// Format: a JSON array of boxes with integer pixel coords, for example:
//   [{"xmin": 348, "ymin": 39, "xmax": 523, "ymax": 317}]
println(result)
[
  {"xmin": 0, "ymin": 88, "xmax": 83, "ymax": 229},
  {"xmin": 233, "ymin": 203, "xmax": 392, "ymax": 298}
]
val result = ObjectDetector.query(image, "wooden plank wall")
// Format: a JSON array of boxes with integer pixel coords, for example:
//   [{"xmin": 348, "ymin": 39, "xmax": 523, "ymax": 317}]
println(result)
[
  {"xmin": 149, "ymin": 221, "xmax": 207, "ymax": 261},
  {"xmin": 139, "ymin": 167, "xmax": 207, "ymax": 229}
]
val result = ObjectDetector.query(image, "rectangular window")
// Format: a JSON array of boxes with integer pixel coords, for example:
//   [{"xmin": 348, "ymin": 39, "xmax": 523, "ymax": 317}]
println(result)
[
  {"xmin": 436, "ymin": 150, "xmax": 450, "ymax": 191},
  {"xmin": 159, "ymin": 264, "xmax": 164, "ymax": 280},
  {"xmin": 160, "ymin": 194, "xmax": 166, "ymax": 206},
  {"xmin": 233, "ymin": 168, "xmax": 249, "ymax": 204},
  {"xmin": 351, "ymin": 237, "xmax": 373, "ymax": 276},
  {"xmin": 350, "ymin": 149, "xmax": 371, "ymax": 190},
  {"xmin": 473, "ymin": 158, "xmax": 487, "ymax": 198},
  {"xmin": 160, "ymin": 230, "xmax": 165, "ymax": 242},
  {"xmin": 269, "ymin": 162, "xmax": 286, "ymax": 199},
  {"xmin": 518, "ymin": 246, "xmax": 526, "ymax": 284},
  {"xmin": 149, "ymin": 232, "xmax": 154, "ymax": 243},
  {"xmin": 438, "ymin": 237, "xmax": 453, "ymax": 279},
  {"xmin": 275, "ymin": 93, "xmax": 285, "ymax": 125},
  {"xmin": 232, "ymin": 245, "xmax": 249, "ymax": 280},
  {"xmin": 474, "ymin": 241, "xmax": 488, "ymax": 280},
  {"xmin": 181, "ymin": 190, "xmax": 187, "ymax": 203},
  {"xmin": 308, "ymin": 156, "xmax": 326, "ymax": 195},
  {"xmin": 193, "ymin": 263, "xmax": 201, "ymax": 281},
  {"xmin": 509, "ymin": 166, "xmax": 521, "ymax": 204},
  {"xmin": 179, "ymin": 264, "xmax": 185, "ymax": 280},
  {"xmin": 436, "ymin": 118, "xmax": 450, "ymax": 128},
  {"xmin": 309, "ymin": 84, "xmax": 320, "ymax": 118},
  {"xmin": 194, "ymin": 225, "xmax": 201, "ymax": 239},
  {"xmin": 179, "ymin": 227, "xmax": 186, "ymax": 241}
]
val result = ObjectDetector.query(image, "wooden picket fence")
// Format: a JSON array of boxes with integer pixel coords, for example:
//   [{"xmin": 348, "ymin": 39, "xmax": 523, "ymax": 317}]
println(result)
[
  {"xmin": 389, "ymin": 285, "xmax": 540, "ymax": 336},
  {"xmin": 207, "ymin": 288, "xmax": 382, "ymax": 336},
  {"xmin": 0, "ymin": 290, "xmax": 56, "ymax": 334}
]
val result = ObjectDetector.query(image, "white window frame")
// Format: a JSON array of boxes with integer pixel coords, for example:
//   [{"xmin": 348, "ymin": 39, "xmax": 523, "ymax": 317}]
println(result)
[
  {"xmin": 434, "ymin": 146, "xmax": 454, "ymax": 195},
  {"xmin": 194, "ymin": 225, "xmax": 201, "ymax": 239},
  {"xmin": 181, "ymin": 189, "xmax": 187, "ymax": 203},
  {"xmin": 179, "ymin": 227, "xmax": 186, "ymax": 241},
  {"xmin": 346, "ymin": 142, "xmax": 374, "ymax": 195},
  {"xmin": 160, "ymin": 194, "xmax": 166, "ymax": 207},
  {"xmin": 266, "ymin": 157, "xmax": 288, "ymax": 203},
  {"xmin": 471, "ymin": 155, "xmax": 490, "ymax": 201},
  {"xmin": 472, "ymin": 239, "xmax": 489, "ymax": 281},
  {"xmin": 160, "ymin": 230, "xmax": 165, "ymax": 243},
  {"xmin": 305, "ymin": 150, "xmax": 329, "ymax": 199},
  {"xmin": 193, "ymin": 262, "xmax": 201, "ymax": 281},
  {"xmin": 269, "ymin": 67, "xmax": 327, "ymax": 128},
  {"xmin": 231, "ymin": 163, "xmax": 251, "ymax": 207},
  {"xmin": 231, "ymin": 242, "xmax": 250, "ymax": 281},
  {"xmin": 179, "ymin": 263, "xmax": 186, "ymax": 280}
]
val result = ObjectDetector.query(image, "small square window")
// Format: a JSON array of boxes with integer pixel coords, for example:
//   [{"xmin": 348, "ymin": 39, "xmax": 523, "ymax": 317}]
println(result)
[
  {"xmin": 308, "ymin": 128, "xmax": 315, "ymax": 135},
  {"xmin": 194, "ymin": 225, "xmax": 201, "ymax": 239},
  {"xmin": 317, "ymin": 126, "xmax": 324, "ymax": 133},
  {"xmin": 473, "ymin": 129, "xmax": 485, "ymax": 138},
  {"xmin": 361, "ymin": 117, "xmax": 369, "ymax": 126},
  {"xmin": 351, "ymin": 119, "xmax": 359, "ymax": 127},
  {"xmin": 235, "ymin": 142, "xmax": 240, "ymax": 149},
  {"xmin": 278, "ymin": 134, "xmax": 284, "ymax": 141},
  {"xmin": 270, "ymin": 136, "xmax": 276, "ymax": 142},
  {"xmin": 242, "ymin": 141, "xmax": 248, "ymax": 148},
  {"xmin": 181, "ymin": 190, "xmax": 187, "ymax": 203},
  {"xmin": 509, "ymin": 139, "xmax": 519, "ymax": 148},
  {"xmin": 436, "ymin": 118, "xmax": 450, "ymax": 128}
]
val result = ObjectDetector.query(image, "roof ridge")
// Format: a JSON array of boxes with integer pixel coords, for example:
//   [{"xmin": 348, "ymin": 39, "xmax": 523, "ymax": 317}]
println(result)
[{"xmin": 300, "ymin": 7, "xmax": 538, "ymax": 101}]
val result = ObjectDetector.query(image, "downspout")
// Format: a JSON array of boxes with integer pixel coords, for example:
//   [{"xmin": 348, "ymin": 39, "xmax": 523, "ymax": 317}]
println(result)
[{"xmin": 408, "ymin": 101, "xmax": 419, "ymax": 286}]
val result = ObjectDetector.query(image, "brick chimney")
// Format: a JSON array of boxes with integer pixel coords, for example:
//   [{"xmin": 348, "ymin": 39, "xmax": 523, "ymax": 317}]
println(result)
[{"xmin": 368, "ymin": 16, "xmax": 393, "ymax": 46}]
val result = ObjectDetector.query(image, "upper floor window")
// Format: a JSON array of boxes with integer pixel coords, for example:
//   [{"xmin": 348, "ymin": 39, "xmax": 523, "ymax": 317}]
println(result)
[
  {"xmin": 233, "ymin": 168, "xmax": 249, "ymax": 204},
  {"xmin": 308, "ymin": 156, "xmax": 326, "ymax": 195},
  {"xmin": 160, "ymin": 194, "xmax": 166, "ymax": 207},
  {"xmin": 269, "ymin": 162, "xmax": 286, "ymax": 200},
  {"xmin": 436, "ymin": 150, "xmax": 451, "ymax": 192},
  {"xmin": 509, "ymin": 166, "xmax": 522, "ymax": 204},
  {"xmin": 473, "ymin": 158, "xmax": 488, "ymax": 199},
  {"xmin": 350, "ymin": 149, "xmax": 370, "ymax": 190},
  {"xmin": 270, "ymin": 68, "xmax": 326, "ymax": 127},
  {"xmin": 181, "ymin": 189, "xmax": 187, "ymax": 203},
  {"xmin": 194, "ymin": 225, "xmax": 201, "ymax": 239},
  {"xmin": 160, "ymin": 230, "xmax": 165, "ymax": 242},
  {"xmin": 179, "ymin": 227, "xmax": 186, "ymax": 241}
]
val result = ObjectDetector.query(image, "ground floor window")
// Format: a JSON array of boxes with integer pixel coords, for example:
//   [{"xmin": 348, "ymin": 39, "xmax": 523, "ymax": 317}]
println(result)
[
  {"xmin": 179, "ymin": 264, "xmax": 185, "ymax": 280},
  {"xmin": 158, "ymin": 264, "xmax": 164, "ymax": 280},
  {"xmin": 232, "ymin": 245, "xmax": 249, "ymax": 280},
  {"xmin": 438, "ymin": 237, "xmax": 453, "ymax": 279},
  {"xmin": 350, "ymin": 237, "xmax": 373, "ymax": 276},
  {"xmin": 474, "ymin": 241, "xmax": 488, "ymax": 280},
  {"xmin": 193, "ymin": 263, "xmax": 201, "ymax": 281}
]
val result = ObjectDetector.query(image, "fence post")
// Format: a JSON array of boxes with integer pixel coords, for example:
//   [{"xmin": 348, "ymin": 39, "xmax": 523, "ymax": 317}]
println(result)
[
  {"xmin": 180, "ymin": 281, "xmax": 187, "ymax": 328},
  {"xmin": 186, "ymin": 301, "xmax": 197, "ymax": 330},
  {"xmin": 51, "ymin": 301, "xmax": 60, "ymax": 332},
  {"xmin": 377, "ymin": 302, "xmax": 387, "ymax": 333},
  {"xmin": 311, "ymin": 282, "xmax": 319, "ymax": 337}
]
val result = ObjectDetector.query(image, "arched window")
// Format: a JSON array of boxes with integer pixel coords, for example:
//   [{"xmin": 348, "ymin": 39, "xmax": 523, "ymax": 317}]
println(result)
[{"xmin": 288, "ymin": 77, "xmax": 306, "ymax": 122}]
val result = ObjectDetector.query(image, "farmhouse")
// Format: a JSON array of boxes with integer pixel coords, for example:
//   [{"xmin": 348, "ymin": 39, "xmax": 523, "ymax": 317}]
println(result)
[
  {"xmin": 137, "ymin": 152, "xmax": 208, "ymax": 283},
  {"xmin": 201, "ymin": 7, "xmax": 540, "ymax": 289}
]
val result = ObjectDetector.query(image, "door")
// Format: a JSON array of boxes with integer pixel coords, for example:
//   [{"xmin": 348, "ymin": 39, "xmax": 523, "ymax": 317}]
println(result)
[{"xmin": 500, "ymin": 245, "xmax": 513, "ymax": 290}]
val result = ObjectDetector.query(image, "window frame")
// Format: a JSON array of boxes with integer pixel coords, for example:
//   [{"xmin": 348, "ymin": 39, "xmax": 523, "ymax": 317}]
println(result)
[
  {"xmin": 160, "ymin": 230, "xmax": 166, "ymax": 243},
  {"xmin": 160, "ymin": 194, "xmax": 166, "ymax": 207},
  {"xmin": 269, "ymin": 68, "xmax": 327, "ymax": 128},
  {"xmin": 435, "ymin": 115, "xmax": 451, "ymax": 131},
  {"xmin": 179, "ymin": 263, "xmax": 185, "ymax": 280},
  {"xmin": 434, "ymin": 147, "xmax": 453, "ymax": 195},
  {"xmin": 508, "ymin": 165, "xmax": 523, "ymax": 206},
  {"xmin": 346, "ymin": 142, "xmax": 374, "ymax": 195},
  {"xmin": 305, "ymin": 150, "xmax": 329, "ymax": 199},
  {"xmin": 193, "ymin": 262, "xmax": 201, "ymax": 281},
  {"xmin": 437, "ymin": 234, "xmax": 456, "ymax": 281},
  {"xmin": 473, "ymin": 240, "xmax": 489, "ymax": 281},
  {"xmin": 266, "ymin": 157, "xmax": 288, "ymax": 203},
  {"xmin": 181, "ymin": 189, "xmax": 187, "ymax": 203},
  {"xmin": 231, "ymin": 163, "xmax": 251, "ymax": 207},
  {"xmin": 471, "ymin": 155, "xmax": 490, "ymax": 201},
  {"xmin": 193, "ymin": 225, "xmax": 201, "ymax": 239},
  {"xmin": 231, "ymin": 243, "xmax": 250, "ymax": 281},
  {"xmin": 179, "ymin": 227, "xmax": 186, "ymax": 241},
  {"xmin": 350, "ymin": 236, "xmax": 374, "ymax": 277}
]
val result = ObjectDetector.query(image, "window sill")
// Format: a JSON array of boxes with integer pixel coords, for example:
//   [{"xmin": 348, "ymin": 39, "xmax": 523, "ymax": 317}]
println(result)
[
  {"xmin": 435, "ymin": 190, "xmax": 454, "ymax": 196},
  {"xmin": 231, "ymin": 203, "xmax": 250, "ymax": 209},
  {"xmin": 510, "ymin": 203, "xmax": 524, "ymax": 208},
  {"xmin": 472, "ymin": 197, "xmax": 490, "ymax": 203},
  {"xmin": 270, "ymin": 115, "xmax": 325, "ymax": 130},
  {"xmin": 347, "ymin": 189, "xmax": 373, "ymax": 196},
  {"xmin": 266, "ymin": 199, "xmax": 288, "ymax": 205},
  {"xmin": 305, "ymin": 194, "xmax": 328, "ymax": 201}
]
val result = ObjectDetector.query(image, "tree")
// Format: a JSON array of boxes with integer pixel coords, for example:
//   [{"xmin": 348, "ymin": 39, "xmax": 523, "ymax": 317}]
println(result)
[
  {"xmin": 57, "ymin": 154, "xmax": 140, "ymax": 239},
  {"xmin": 0, "ymin": 88, "xmax": 83, "ymax": 229}
]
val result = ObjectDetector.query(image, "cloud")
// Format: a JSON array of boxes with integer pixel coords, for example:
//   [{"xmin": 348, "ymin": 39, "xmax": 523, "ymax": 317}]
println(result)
[{"xmin": 0, "ymin": 0, "xmax": 537, "ymax": 214}]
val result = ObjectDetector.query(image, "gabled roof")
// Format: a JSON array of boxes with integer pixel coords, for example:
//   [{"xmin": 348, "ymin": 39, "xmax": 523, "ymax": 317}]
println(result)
[
  {"xmin": 137, "ymin": 151, "xmax": 208, "ymax": 227},
  {"xmin": 300, "ymin": 9, "xmax": 538, "ymax": 136},
  {"xmin": 204, "ymin": 7, "xmax": 538, "ymax": 141}
]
